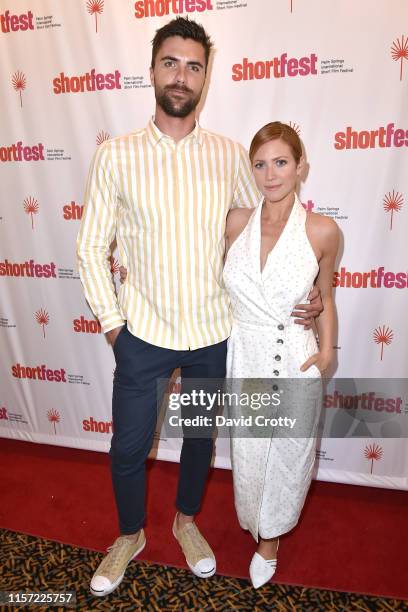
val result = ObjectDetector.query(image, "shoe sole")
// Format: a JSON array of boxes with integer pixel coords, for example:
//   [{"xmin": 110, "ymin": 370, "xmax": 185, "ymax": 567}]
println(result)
[
  {"xmin": 172, "ymin": 526, "xmax": 216, "ymax": 579},
  {"xmin": 90, "ymin": 538, "xmax": 146, "ymax": 597}
]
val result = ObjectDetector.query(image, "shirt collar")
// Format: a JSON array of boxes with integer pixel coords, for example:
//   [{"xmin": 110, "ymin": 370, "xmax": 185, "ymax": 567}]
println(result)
[{"xmin": 146, "ymin": 117, "xmax": 203, "ymax": 147}]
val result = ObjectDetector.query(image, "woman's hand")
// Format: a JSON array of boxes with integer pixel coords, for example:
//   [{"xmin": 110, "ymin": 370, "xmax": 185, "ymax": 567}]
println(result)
[
  {"xmin": 119, "ymin": 265, "xmax": 128, "ymax": 284},
  {"xmin": 300, "ymin": 350, "xmax": 333, "ymax": 374}
]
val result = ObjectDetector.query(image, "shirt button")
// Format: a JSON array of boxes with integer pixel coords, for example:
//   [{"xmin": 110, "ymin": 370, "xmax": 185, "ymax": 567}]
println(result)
[
  {"xmin": 272, "ymin": 384, "xmax": 279, "ymax": 391},
  {"xmin": 275, "ymin": 355, "xmax": 281, "ymax": 361},
  {"xmin": 278, "ymin": 324, "xmax": 284, "ymax": 331},
  {"xmin": 273, "ymin": 370, "xmax": 279, "ymax": 376},
  {"xmin": 277, "ymin": 339, "xmax": 284, "ymax": 344}
]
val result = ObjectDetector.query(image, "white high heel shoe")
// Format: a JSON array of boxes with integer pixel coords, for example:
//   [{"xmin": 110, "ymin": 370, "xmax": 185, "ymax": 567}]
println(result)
[{"xmin": 249, "ymin": 539, "xmax": 279, "ymax": 589}]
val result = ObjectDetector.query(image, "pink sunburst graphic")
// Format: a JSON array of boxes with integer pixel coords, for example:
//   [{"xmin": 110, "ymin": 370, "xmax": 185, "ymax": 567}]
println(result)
[
  {"xmin": 383, "ymin": 190, "xmax": 403, "ymax": 230},
  {"xmin": 391, "ymin": 35, "xmax": 408, "ymax": 81},
  {"xmin": 47, "ymin": 409, "xmax": 60, "ymax": 435},
  {"xmin": 35, "ymin": 308, "xmax": 50, "ymax": 339},
  {"xmin": 109, "ymin": 256, "xmax": 120, "ymax": 275},
  {"xmin": 364, "ymin": 443, "xmax": 383, "ymax": 474},
  {"xmin": 87, "ymin": 0, "xmax": 104, "ymax": 33},
  {"xmin": 373, "ymin": 326, "xmax": 393, "ymax": 361},
  {"xmin": 96, "ymin": 130, "xmax": 111, "ymax": 146},
  {"xmin": 12, "ymin": 70, "xmax": 26, "ymax": 107},
  {"xmin": 289, "ymin": 121, "xmax": 301, "ymax": 135},
  {"xmin": 23, "ymin": 196, "xmax": 39, "ymax": 229}
]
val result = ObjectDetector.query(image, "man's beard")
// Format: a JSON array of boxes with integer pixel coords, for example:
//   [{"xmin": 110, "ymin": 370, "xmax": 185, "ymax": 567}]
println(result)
[{"xmin": 155, "ymin": 84, "xmax": 202, "ymax": 118}]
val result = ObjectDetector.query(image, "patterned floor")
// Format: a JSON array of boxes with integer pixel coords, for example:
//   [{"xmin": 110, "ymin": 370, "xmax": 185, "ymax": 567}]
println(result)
[{"xmin": 0, "ymin": 529, "xmax": 406, "ymax": 611}]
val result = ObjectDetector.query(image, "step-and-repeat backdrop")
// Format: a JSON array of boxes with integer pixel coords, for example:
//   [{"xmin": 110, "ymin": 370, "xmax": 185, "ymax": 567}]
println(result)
[{"xmin": 1, "ymin": 0, "xmax": 407, "ymax": 489}]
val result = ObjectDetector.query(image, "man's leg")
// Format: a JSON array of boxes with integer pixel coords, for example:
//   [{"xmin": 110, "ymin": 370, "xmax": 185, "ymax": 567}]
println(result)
[
  {"xmin": 173, "ymin": 339, "xmax": 227, "ymax": 577},
  {"xmin": 90, "ymin": 325, "xmax": 175, "ymax": 596}
]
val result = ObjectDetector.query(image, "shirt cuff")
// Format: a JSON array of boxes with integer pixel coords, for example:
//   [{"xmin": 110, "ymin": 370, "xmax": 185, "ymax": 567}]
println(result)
[{"xmin": 99, "ymin": 312, "xmax": 126, "ymax": 334}]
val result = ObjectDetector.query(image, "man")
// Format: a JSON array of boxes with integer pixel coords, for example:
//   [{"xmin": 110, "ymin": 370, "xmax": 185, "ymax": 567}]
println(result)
[{"xmin": 77, "ymin": 17, "xmax": 321, "ymax": 597}]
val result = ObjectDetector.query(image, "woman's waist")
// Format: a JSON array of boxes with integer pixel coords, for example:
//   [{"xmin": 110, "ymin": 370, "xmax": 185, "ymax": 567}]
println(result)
[
  {"xmin": 232, "ymin": 317, "xmax": 282, "ymax": 331},
  {"xmin": 231, "ymin": 317, "xmax": 317, "ymax": 341}
]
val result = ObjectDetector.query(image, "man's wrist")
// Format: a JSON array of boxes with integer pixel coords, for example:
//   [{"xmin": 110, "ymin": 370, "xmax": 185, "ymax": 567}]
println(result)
[{"xmin": 105, "ymin": 325, "xmax": 125, "ymax": 345}]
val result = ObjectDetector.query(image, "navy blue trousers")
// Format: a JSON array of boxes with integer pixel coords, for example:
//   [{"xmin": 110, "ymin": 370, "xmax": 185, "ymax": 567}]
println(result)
[{"xmin": 110, "ymin": 324, "xmax": 227, "ymax": 535}]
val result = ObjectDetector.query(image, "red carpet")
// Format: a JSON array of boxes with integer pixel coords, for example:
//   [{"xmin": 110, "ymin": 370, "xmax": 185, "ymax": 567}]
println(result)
[{"xmin": 1, "ymin": 438, "xmax": 407, "ymax": 600}]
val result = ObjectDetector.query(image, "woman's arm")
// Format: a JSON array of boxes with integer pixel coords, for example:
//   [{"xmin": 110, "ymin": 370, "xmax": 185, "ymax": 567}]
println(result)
[
  {"xmin": 224, "ymin": 208, "xmax": 253, "ymax": 261},
  {"xmin": 301, "ymin": 214, "xmax": 340, "ymax": 373},
  {"xmin": 119, "ymin": 210, "xmax": 252, "ymax": 278}
]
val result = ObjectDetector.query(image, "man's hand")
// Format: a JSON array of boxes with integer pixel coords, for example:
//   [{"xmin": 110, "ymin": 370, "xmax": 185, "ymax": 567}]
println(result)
[
  {"xmin": 106, "ymin": 325, "xmax": 125, "ymax": 346},
  {"xmin": 291, "ymin": 285, "xmax": 323, "ymax": 330}
]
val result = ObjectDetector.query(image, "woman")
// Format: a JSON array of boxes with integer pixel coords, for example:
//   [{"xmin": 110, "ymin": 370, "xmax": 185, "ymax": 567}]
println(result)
[
  {"xmin": 119, "ymin": 121, "xmax": 338, "ymax": 588},
  {"xmin": 223, "ymin": 121, "xmax": 339, "ymax": 588}
]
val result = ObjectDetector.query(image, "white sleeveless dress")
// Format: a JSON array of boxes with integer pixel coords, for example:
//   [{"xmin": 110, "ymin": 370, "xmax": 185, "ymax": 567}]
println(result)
[{"xmin": 223, "ymin": 194, "xmax": 322, "ymax": 540}]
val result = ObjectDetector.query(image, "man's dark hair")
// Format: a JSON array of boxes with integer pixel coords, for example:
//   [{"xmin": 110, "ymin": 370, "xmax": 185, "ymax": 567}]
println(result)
[{"xmin": 151, "ymin": 17, "xmax": 213, "ymax": 70}]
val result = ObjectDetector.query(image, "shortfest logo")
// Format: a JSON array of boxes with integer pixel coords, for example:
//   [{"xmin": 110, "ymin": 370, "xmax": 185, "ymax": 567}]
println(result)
[
  {"xmin": 0, "ymin": 9, "xmax": 61, "ymax": 32},
  {"xmin": 53, "ymin": 69, "xmax": 122, "ymax": 94},
  {"xmin": 83, "ymin": 416, "xmax": 113, "ymax": 433},
  {"xmin": 63, "ymin": 201, "xmax": 84, "ymax": 220},
  {"xmin": 0, "ymin": 406, "xmax": 8, "ymax": 420},
  {"xmin": 232, "ymin": 53, "xmax": 318, "ymax": 81},
  {"xmin": 0, "ymin": 259, "xmax": 56, "ymax": 278},
  {"xmin": 301, "ymin": 199, "xmax": 315, "ymax": 212},
  {"xmin": 334, "ymin": 123, "xmax": 408, "ymax": 150},
  {"xmin": 11, "ymin": 363, "xmax": 89, "ymax": 386},
  {"xmin": 0, "ymin": 10, "xmax": 34, "ymax": 32},
  {"xmin": 134, "ymin": 0, "xmax": 213, "ymax": 19},
  {"xmin": 73, "ymin": 316, "xmax": 102, "ymax": 334},
  {"xmin": 0, "ymin": 141, "xmax": 45, "ymax": 162},
  {"xmin": 0, "ymin": 259, "xmax": 77, "ymax": 281},
  {"xmin": 333, "ymin": 267, "xmax": 408, "ymax": 289},
  {"xmin": 324, "ymin": 391, "xmax": 402, "ymax": 413},
  {"xmin": 12, "ymin": 363, "xmax": 67, "ymax": 382}
]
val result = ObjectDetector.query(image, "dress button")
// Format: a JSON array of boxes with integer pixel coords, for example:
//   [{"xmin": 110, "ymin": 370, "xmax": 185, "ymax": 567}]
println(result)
[
  {"xmin": 277, "ymin": 339, "xmax": 284, "ymax": 344},
  {"xmin": 273, "ymin": 370, "xmax": 279, "ymax": 376},
  {"xmin": 278, "ymin": 324, "xmax": 284, "ymax": 331},
  {"xmin": 275, "ymin": 355, "xmax": 281, "ymax": 361},
  {"xmin": 272, "ymin": 384, "xmax": 279, "ymax": 391}
]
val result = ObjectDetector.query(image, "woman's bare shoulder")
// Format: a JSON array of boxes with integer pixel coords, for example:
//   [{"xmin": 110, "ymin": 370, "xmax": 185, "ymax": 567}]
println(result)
[
  {"xmin": 306, "ymin": 211, "xmax": 339, "ymax": 255},
  {"xmin": 226, "ymin": 207, "xmax": 255, "ymax": 237},
  {"xmin": 306, "ymin": 211, "xmax": 339, "ymax": 238}
]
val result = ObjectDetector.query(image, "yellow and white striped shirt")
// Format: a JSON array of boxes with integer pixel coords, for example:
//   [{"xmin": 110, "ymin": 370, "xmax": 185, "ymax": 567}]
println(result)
[{"xmin": 77, "ymin": 119, "xmax": 260, "ymax": 350}]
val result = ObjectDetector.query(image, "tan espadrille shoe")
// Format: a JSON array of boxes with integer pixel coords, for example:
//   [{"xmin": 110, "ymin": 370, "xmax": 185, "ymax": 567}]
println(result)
[
  {"xmin": 90, "ymin": 530, "xmax": 146, "ymax": 597},
  {"xmin": 172, "ymin": 515, "xmax": 216, "ymax": 578}
]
